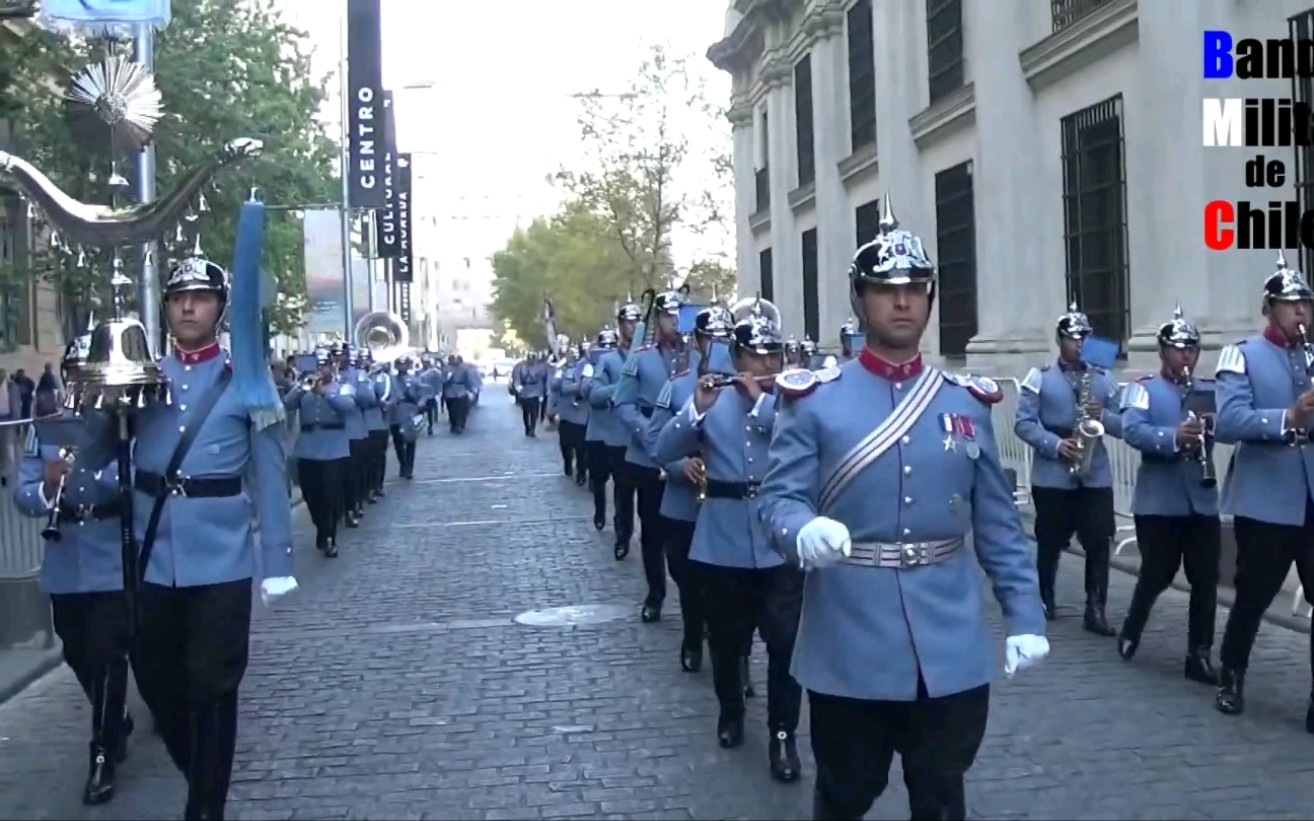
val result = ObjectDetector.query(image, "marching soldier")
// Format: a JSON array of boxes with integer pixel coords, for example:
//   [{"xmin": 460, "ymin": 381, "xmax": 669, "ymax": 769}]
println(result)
[
  {"xmin": 14, "ymin": 343, "xmax": 134, "ymax": 805},
  {"xmin": 442, "ymin": 354, "xmax": 477, "ymax": 433},
  {"xmin": 389, "ymin": 356, "xmax": 421, "ymax": 479},
  {"xmin": 582, "ymin": 332, "xmax": 618, "ymax": 523},
  {"xmin": 800, "ymin": 337, "xmax": 819, "ymax": 369},
  {"xmin": 1116, "ymin": 306, "xmax": 1220, "ymax": 684},
  {"xmin": 784, "ymin": 337, "xmax": 803, "ymax": 368},
  {"xmin": 420, "ymin": 356, "xmax": 443, "ymax": 435},
  {"xmin": 363, "ymin": 350, "xmax": 391, "ymax": 500},
  {"xmin": 655, "ymin": 298, "xmax": 800, "ymax": 781},
  {"xmin": 756, "ymin": 198, "xmax": 1048, "ymax": 820},
  {"xmin": 1014, "ymin": 303, "xmax": 1125, "ymax": 634},
  {"xmin": 1213, "ymin": 251, "xmax": 1314, "ymax": 728},
  {"xmin": 560, "ymin": 343, "xmax": 591, "ymax": 488},
  {"xmin": 645, "ymin": 306, "xmax": 730, "ymax": 673},
  {"xmin": 615, "ymin": 289, "xmax": 688, "ymax": 622},
  {"xmin": 586, "ymin": 309, "xmax": 641, "ymax": 559},
  {"xmin": 333, "ymin": 344, "xmax": 371, "ymax": 527},
  {"xmin": 515, "ymin": 352, "xmax": 547, "ymax": 437},
  {"xmin": 79, "ymin": 255, "xmax": 299, "ymax": 820},
  {"xmin": 283, "ymin": 348, "xmax": 356, "ymax": 557}
]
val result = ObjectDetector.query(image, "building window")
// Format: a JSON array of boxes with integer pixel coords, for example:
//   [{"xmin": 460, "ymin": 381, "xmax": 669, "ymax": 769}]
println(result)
[
  {"xmin": 754, "ymin": 108, "xmax": 770, "ymax": 213},
  {"xmin": 0, "ymin": 200, "xmax": 28, "ymax": 350},
  {"xmin": 1293, "ymin": 8, "xmax": 1314, "ymax": 276},
  {"xmin": 1061, "ymin": 94, "xmax": 1130, "ymax": 347},
  {"xmin": 855, "ymin": 198, "xmax": 881, "ymax": 247},
  {"xmin": 926, "ymin": 0, "xmax": 964, "ymax": 104},
  {"xmin": 794, "ymin": 54, "xmax": 815, "ymax": 188},
  {"xmin": 847, "ymin": 0, "xmax": 876, "ymax": 151},
  {"xmin": 801, "ymin": 228, "xmax": 819, "ymax": 342},
  {"xmin": 934, "ymin": 162, "xmax": 977, "ymax": 357},
  {"xmin": 1051, "ymin": 0, "xmax": 1113, "ymax": 33},
  {"xmin": 759, "ymin": 248, "xmax": 774, "ymax": 302}
]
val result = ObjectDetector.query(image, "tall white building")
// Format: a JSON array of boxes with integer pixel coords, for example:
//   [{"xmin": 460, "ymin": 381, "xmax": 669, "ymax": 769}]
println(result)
[{"xmin": 708, "ymin": 0, "xmax": 1314, "ymax": 373}]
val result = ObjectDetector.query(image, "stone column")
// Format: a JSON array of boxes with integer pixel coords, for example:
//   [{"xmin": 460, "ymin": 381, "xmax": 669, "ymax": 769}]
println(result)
[
  {"xmin": 763, "ymin": 50, "xmax": 801, "ymax": 331},
  {"xmin": 728, "ymin": 92, "xmax": 757, "ymax": 297}
]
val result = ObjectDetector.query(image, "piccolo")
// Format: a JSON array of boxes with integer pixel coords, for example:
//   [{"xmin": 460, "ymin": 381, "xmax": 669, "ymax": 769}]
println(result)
[{"xmin": 699, "ymin": 373, "xmax": 778, "ymax": 389}]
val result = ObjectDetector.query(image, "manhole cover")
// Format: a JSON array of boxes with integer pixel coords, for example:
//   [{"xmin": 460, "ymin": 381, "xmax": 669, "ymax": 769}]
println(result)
[{"xmin": 514, "ymin": 604, "xmax": 630, "ymax": 627}]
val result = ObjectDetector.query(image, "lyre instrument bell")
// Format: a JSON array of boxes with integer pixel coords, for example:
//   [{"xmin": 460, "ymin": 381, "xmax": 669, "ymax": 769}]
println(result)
[
  {"xmin": 1068, "ymin": 369, "xmax": 1105, "ymax": 479},
  {"xmin": 41, "ymin": 446, "xmax": 78, "ymax": 543},
  {"xmin": 353, "ymin": 311, "xmax": 411, "ymax": 365}
]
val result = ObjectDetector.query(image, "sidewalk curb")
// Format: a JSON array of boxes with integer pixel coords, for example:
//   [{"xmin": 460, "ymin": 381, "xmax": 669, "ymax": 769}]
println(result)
[{"xmin": 0, "ymin": 493, "xmax": 306, "ymax": 707}]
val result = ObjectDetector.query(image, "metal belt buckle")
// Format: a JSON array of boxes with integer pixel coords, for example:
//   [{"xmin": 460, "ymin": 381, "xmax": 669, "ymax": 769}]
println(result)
[
  {"xmin": 166, "ymin": 474, "xmax": 190, "ymax": 497},
  {"xmin": 899, "ymin": 543, "xmax": 932, "ymax": 568},
  {"xmin": 745, "ymin": 484, "xmax": 759, "ymax": 499}
]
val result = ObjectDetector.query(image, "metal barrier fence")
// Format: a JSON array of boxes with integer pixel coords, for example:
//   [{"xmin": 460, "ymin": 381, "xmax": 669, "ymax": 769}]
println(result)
[{"xmin": 992, "ymin": 378, "xmax": 1311, "ymax": 620}]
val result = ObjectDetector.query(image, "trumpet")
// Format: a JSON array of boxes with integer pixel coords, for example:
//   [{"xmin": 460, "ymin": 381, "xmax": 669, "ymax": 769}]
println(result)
[
  {"xmin": 41, "ymin": 447, "xmax": 77, "ymax": 543},
  {"xmin": 300, "ymin": 371, "xmax": 323, "ymax": 391}
]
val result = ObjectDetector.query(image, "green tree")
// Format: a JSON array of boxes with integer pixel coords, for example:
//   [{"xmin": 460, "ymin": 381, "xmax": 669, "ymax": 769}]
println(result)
[
  {"xmin": 490, "ymin": 201, "xmax": 632, "ymax": 344},
  {"xmin": 553, "ymin": 44, "xmax": 732, "ymax": 296},
  {"xmin": 680, "ymin": 258, "xmax": 738, "ymax": 304},
  {"xmin": 0, "ymin": 0, "xmax": 337, "ymax": 337}
]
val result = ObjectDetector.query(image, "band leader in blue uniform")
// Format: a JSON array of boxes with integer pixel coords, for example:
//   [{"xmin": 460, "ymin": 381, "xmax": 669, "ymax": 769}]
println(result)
[
  {"xmin": 755, "ymin": 197, "xmax": 1049, "ymax": 821},
  {"xmin": 1014, "ymin": 303, "xmax": 1124, "ymax": 634},
  {"xmin": 283, "ymin": 348, "xmax": 356, "ymax": 557},
  {"xmin": 14, "ymin": 336, "xmax": 134, "ymax": 805},
  {"xmin": 80, "ymin": 255, "xmax": 299, "ymax": 820},
  {"xmin": 1116, "ymin": 306, "xmax": 1220, "ymax": 684},
  {"xmin": 655, "ymin": 298, "xmax": 803, "ymax": 782},
  {"xmin": 1213, "ymin": 251, "xmax": 1314, "ymax": 730}
]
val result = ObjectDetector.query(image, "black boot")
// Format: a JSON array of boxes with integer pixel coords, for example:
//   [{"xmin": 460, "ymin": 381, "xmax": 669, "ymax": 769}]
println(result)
[
  {"xmin": 324, "ymin": 537, "xmax": 338, "ymax": 558},
  {"xmin": 1118, "ymin": 580, "xmax": 1157, "ymax": 660},
  {"xmin": 1184, "ymin": 647, "xmax": 1219, "ymax": 685},
  {"xmin": 1215, "ymin": 667, "xmax": 1245, "ymax": 715},
  {"xmin": 768, "ymin": 729, "xmax": 801, "ymax": 782},
  {"xmin": 680, "ymin": 641, "xmax": 702, "ymax": 673},
  {"xmin": 184, "ymin": 696, "xmax": 238, "ymax": 821},
  {"xmin": 1306, "ymin": 693, "xmax": 1314, "ymax": 734},
  {"xmin": 640, "ymin": 602, "xmax": 661, "ymax": 623},
  {"xmin": 1083, "ymin": 544, "xmax": 1116, "ymax": 636},
  {"xmin": 741, "ymin": 656, "xmax": 755, "ymax": 698},
  {"xmin": 1084, "ymin": 599, "xmax": 1115, "ymax": 636},
  {"xmin": 1117, "ymin": 632, "xmax": 1138, "ymax": 660},
  {"xmin": 82, "ymin": 672, "xmax": 120, "ymax": 806},
  {"xmin": 1041, "ymin": 587, "xmax": 1057, "ymax": 621},
  {"xmin": 716, "ymin": 710, "xmax": 744, "ymax": 748},
  {"xmin": 812, "ymin": 788, "xmax": 861, "ymax": 821}
]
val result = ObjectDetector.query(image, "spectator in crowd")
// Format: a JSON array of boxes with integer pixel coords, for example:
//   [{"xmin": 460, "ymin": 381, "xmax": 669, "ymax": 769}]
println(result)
[
  {"xmin": 34, "ymin": 362, "xmax": 59, "ymax": 418},
  {"xmin": 12, "ymin": 368, "xmax": 33, "ymax": 419}
]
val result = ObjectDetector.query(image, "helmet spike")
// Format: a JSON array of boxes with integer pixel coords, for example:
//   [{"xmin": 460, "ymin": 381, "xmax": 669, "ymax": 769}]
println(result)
[
  {"xmin": 878, "ymin": 192, "xmax": 899, "ymax": 234},
  {"xmin": 1173, "ymin": 302, "xmax": 1183, "ymax": 321},
  {"xmin": 1277, "ymin": 249, "xmax": 1289, "ymax": 270}
]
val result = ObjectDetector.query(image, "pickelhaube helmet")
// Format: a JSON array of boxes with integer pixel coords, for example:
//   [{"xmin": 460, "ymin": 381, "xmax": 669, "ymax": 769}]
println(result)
[
  {"xmin": 596, "ymin": 328, "xmax": 619, "ymax": 349},
  {"xmin": 164, "ymin": 254, "xmax": 229, "ymax": 301},
  {"xmin": 313, "ymin": 347, "xmax": 332, "ymax": 366},
  {"xmin": 839, "ymin": 317, "xmax": 859, "ymax": 338},
  {"xmin": 555, "ymin": 333, "xmax": 571, "ymax": 351},
  {"xmin": 784, "ymin": 336, "xmax": 801, "ymax": 355},
  {"xmin": 617, "ymin": 302, "xmax": 642, "ymax": 323},
  {"xmin": 1156, "ymin": 304, "xmax": 1201, "ymax": 348},
  {"xmin": 1056, "ymin": 302, "xmax": 1094, "ymax": 339},
  {"xmin": 849, "ymin": 194, "xmax": 935, "ymax": 320},
  {"xmin": 60, "ymin": 318, "xmax": 94, "ymax": 388},
  {"xmin": 1263, "ymin": 249, "xmax": 1314, "ymax": 303},
  {"xmin": 732, "ymin": 298, "xmax": 784, "ymax": 355},
  {"xmin": 693, "ymin": 305, "xmax": 733, "ymax": 338},
  {"xmin": 800, "ymin": 337, "xmax": 818, "ymax": 356},
  {"xmin": 355, "ymin": 348, "xmax": 373, "ymax": 366},
  {"xmin": 653, "ymin": 289, "xmax": 684, "ymax": 315}
]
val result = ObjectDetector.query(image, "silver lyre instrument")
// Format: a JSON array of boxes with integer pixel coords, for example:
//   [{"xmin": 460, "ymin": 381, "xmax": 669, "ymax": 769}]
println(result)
[
  {"xmin": 354, "ymin": 311, "xmax": 411, "ymax": 365},
  {"xmin": 41, "ymin": 447, "xmax": 78, "ymax": 543},
  {"xmin": 1181, "ymin": 366, "xmax": 1217, "ymax": 488},
  {"xmin": 1068, "ymin": 369, "xmax": 1105, "ymax": 479}
]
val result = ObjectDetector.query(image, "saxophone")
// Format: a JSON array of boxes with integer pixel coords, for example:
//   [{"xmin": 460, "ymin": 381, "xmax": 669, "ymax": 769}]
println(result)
[{"xmin": 1068, "ymin": 370, "xmax": 1105, "ymax": 479}]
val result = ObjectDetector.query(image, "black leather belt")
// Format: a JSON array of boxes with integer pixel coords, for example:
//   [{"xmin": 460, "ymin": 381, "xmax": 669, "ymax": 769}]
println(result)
[
  {"xmin": 135, "ymin": 471, "xmax": 243, "ymax": 499},
  {"xmin": 704, "ymin": 480, "xmax": 760, "ymax": 500},
  {"xmin": 1044, "ymin": 426, "xmax": 1074, "ymax": 438},
  {"xmin": 639, "ymin": 406, "xmax": 654, "ymax": 418},
  {"xmin": 56, "ymin": 499, "xmax": 122, "ymax": 524},
  {"xmin": 301, "ymin": 422, "xmax": 345, "ymax": 432}
]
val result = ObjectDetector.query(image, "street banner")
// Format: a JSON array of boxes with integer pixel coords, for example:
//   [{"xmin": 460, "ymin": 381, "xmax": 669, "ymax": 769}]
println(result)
[
  {"xmin": 346, "ymin": 0, "xmax": 384, "ymax": 208},
  {"xmin": 394, "ymin": 152, "xmax": 414, "ymax": 282},
  {"xmin": 397, "ymin": 281, "xmax": 412, "ymax": 323},
  {"xmin": 303, "ymin": 208, "xmax": 346, "ymax": 334},
  {"xmin": 374, "ymin": 91, "xmax": 400, "ymax": 258}
]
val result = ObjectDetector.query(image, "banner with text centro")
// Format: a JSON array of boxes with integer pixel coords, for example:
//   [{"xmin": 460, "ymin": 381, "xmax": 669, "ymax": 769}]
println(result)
[
  {"xmin": 303, "ymin": 208, "xmax": 346, "ymax": 334},
  {"xmin": 394, "ymin": 152, "xmax": 414, "ymax": 283},
  {"xmin": 346, "ymin": 0, "xmax": 384, "ymax": 209}
]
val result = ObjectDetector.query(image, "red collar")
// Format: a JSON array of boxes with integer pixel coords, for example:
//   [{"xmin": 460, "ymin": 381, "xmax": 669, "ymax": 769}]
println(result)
[
  {"xmin": 858, "ymin": 348, "xmax": 923, "ymax": 379},
  {"xmin": 1264, "ymin": 326, "xmax": 1295, "ymax": 348},
  {"xmin": 174, "ymin": 341, "xmax": 222, "ymax": 365}
]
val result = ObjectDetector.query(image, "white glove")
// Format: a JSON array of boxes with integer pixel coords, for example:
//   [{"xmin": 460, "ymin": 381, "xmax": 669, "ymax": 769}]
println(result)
[
  {"xmin": 795, "ymin": 517, "xmax": 852, "ymax": 570},
  {"xmin": 1004, "ymin": 634, "xmax": 1050, "ymax": 678},
  {"xmin": 260, "ymin": 576, "xmax": 299, "ymax": 606}
]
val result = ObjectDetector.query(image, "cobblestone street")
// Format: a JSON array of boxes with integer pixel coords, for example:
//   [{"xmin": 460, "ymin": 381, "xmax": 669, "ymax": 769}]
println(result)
[{"xmin": 2, "ymin": 397, "xmax": 1314, "ymax": 819}]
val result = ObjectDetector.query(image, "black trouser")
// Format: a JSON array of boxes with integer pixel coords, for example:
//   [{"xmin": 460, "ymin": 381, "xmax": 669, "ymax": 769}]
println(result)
[
  {"xmin": 557, "ymin": 420, "xmax": 577, "ymax": 471},
  {"xmin": 1032, "ymin": 485, "xmax": 1115, "ymax": 605},
  {"xmin": 424, "ymin": 398, "xmax": 438, "ymax": 432},
  {"xmin": 602, "ymin": 445, "xmax": 635, "ymax": 539},
  {"xmin": 520, "ymin": 397, "xmax": 542, "ymax": 433},
  {"xmin": 345, "ymin": 437, "xmax": 369, "ymax": 513},
  {"xmin": 663, "ymin": 517, "xmax": 704, "ymax": 646},
  {"xmin": 697, "ymin": 562, "xmax": 803, "ymax": 730},
  {"xmin": 51, "ymin": 591, "xmax": 132, "ymax": 756},
  {"xmin": 132, "ymin": 579, "xmax": 251, "ymax": 820},
  {"xmin": 298, "ymin": 456, "xmax": 343, "ymax": 544},
  {"xmin": 809, "ymin": 682, "xmax": 990, "ymax": 821},
  {"xmin": 447, "ymin": 395, "xmax": 471, "ymax": 432},
  {"xmin": 1122, "ymin": 513, "xmax": 1220, "ymax": 651},
  {"xmin": 366, "ymin": 429, "xmax": 389, "ymax": 493},
  {"xmin": 587, "ymin": 440, "xmax": 610, "ymax": 517},
  {"xmin": 628, "ymin": 462, "xmax": 667, "ymax": 606},
  {"xmin": 1220, "ymin": 501, "xmax": 1314, "ymax": 674},
  {"xmin": 390, "ymin": 425, "xmax": 416, "ymax": 477}
]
